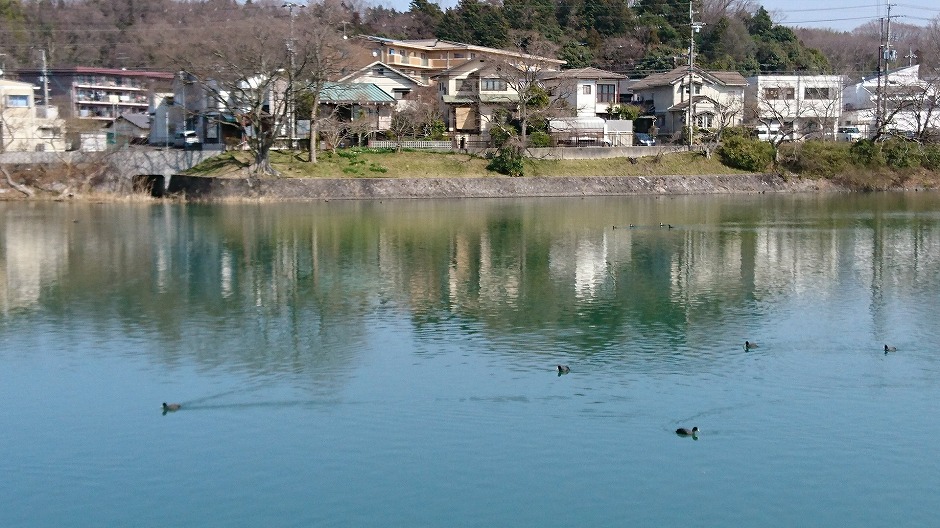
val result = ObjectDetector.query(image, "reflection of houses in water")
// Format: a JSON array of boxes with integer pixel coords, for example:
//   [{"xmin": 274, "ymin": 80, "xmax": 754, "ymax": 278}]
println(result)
[
  {"xmin": 0, "ymin": 218, "xmax": 68, "ymax": 313},
  {"xmin": 550, "ymin": 231, "xmax": 632, "ymax": 300}
]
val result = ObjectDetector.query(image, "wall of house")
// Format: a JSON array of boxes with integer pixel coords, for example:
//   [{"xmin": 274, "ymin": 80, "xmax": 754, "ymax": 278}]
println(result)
[{"xmin": 0, "ymin": 82, "xmax": 67, "ymax": 152}]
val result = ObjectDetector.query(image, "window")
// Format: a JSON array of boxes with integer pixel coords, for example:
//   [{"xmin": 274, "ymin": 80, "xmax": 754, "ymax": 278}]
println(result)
[
  {"xmin": 373, "ymin": 68, "xmax": 385, "ymax": 76},
  {"xmin": 764, "ymin": 87, "xmax": 795, "ymax": 100},
  {"xmin": 388, "ymin": 48, "xmax": 395, "ymax": 55},
  {"xmin": 6, "ymin": 95, "xmax": 29, "ymax": 108},
  {"xmin": 583, "ymin": 85, "xmax": 592, "ymax": 95},
  {"xmin": 695, "ymin": 113, "xmax": 713, "ymax": 129},
  {"xmin": 805, "ymin": 87, "xmax": 831, "ymax": 99},
  {"xmin": 459, "ymin": 79, "xmax": 475, "ymax": 92},
  {"xmin": 597, "ymin": 84, "xmax": 616, "ymax": 103},
  {"xmin": 481, "ymin": 78, "xmax": 506, "ymax": 91}
]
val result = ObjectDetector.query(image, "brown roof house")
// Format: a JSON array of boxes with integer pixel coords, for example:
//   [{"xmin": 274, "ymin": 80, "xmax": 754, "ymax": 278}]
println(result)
[{"xmin": 631, "ymin": 66, "xmax": 747, "ymax": 140}]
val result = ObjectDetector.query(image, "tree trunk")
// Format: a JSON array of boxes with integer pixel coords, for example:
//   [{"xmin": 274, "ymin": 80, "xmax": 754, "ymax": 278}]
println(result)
[{"xmin": 1, "ymin": 165, "xmax": 35, "ymax": 197}]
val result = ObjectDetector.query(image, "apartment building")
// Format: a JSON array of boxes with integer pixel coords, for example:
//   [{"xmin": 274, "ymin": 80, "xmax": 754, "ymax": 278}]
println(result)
[{"xmin": 15, "ymin": 67, "xmax": 174, "ymax": 122}]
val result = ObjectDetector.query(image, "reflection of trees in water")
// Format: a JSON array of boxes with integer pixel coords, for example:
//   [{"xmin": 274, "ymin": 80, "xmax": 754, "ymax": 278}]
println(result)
[{"xmin": 2, "ymin": 193, "xmax": 939, "ymax": 373}]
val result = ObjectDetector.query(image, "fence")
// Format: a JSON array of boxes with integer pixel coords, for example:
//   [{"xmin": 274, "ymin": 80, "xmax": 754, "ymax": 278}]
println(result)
[{"xmin": 368, "ymin": 140, "xmax": 454, "ymax": 150}]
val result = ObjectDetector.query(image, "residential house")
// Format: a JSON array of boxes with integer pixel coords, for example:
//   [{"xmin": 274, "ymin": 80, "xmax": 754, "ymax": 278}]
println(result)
[
  {"xmin": 107, "ymin": 112, "xmax": 150, "ymax": 145},
  {"xmin": 337, "ymin": 61, "xmax": 428, "ymax": 108},
  {"xmin": 317, "ymin": 82, "xmax": 397, "ymax": 135},
  {"xmin": 543, "ymin": 67, "xmax": 627, "ymax": 119},
  {"xmin": 746, "ymin": 74, "xmax": 844, "ymax": 140},
  {"xmin": 0, "ymin": 79, "xmax": 66, "ymax": 152},
  {"xmin": 347, "ymin": 36, "xmax": 565, "ymax": 86},
  {"xmin": 435, "ymin": 59, "xmax": 520, "ymax": 140},
  {"xmin": 150, "ymin": 72, "xmax": 286, "ymax": 150},
  {"xmin": 841, "ymin": 64, "xmax": 940, "ymax": 138},
  {"xmin": 14, "ymin": 67, "xmax": 173, "ymax": 122},
  {"xmin": 631, "ymin": 66, "xmax": 747, "ymax": 139}
]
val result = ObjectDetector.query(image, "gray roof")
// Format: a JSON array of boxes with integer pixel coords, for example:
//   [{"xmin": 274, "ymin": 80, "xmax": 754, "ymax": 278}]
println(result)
[
  {"xmin": 544, "ymin": 67, "xmax": 626, "ymax": 80},
  {"xmin": 319, "ymin": 83, "xmax": 397, "ymax": 104},
  {"xmin": 632, "ymin": 67, "xmax": 747, "ymax": 90},
  {"xmin": 117, "ymin": 112, "xmax": 150, "ymax": 129}
]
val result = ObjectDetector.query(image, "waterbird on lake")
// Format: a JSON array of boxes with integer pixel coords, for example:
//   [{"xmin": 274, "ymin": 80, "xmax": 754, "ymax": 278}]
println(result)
[
  {"xmin": 557, "ymin": 365, "xmax": 570, "ymax": 375},
  {"xmin": 745, "ymin": 341, "xmax": 759, "ymax": 350},
  {"xmin": 676, "ymin": 427, "xmax": 698, "ymax": 437},
  {"xmin": 884, "ymin": 344, "xmax": 897, "ymax": 354},
  {"xmin": 162, "ymin": 402, "xmax": 181, "ymax": 415}
]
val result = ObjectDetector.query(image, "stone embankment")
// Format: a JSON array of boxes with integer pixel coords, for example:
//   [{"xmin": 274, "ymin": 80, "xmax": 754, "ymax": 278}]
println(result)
[{"xmin": 167, "ymin": 173, "xmax": 842, "ymax": 201}]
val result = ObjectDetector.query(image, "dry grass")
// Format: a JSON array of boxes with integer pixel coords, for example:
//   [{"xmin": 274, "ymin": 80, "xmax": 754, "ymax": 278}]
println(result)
[{"xmin": 185, "ymin": 148, "xmax": 749, "ymax": 179}]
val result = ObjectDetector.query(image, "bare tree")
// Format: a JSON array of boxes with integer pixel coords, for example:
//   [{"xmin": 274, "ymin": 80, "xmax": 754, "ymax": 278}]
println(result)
[
  {"xmin": 172, "ymin": 10, "xmax": 347, "ymax": 175},
  {"xmin": 747, "ymin": 77, "xmax": 842, "ymax": 148}
]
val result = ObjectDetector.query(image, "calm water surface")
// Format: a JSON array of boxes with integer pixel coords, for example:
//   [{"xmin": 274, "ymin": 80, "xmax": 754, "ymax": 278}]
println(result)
[{"xmin": 2, "ymin": 194, "xmax": 939, "ymax": 527}]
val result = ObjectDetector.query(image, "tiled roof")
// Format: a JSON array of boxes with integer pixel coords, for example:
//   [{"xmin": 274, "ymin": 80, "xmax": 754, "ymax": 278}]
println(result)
[
  {"xmin": 119, "ymin": 113, "xmax": 151, "ymax": 129},
  {"xmin": 632, "ymin": 67, "xmax": 747, "ymax": 90},
  {"xmin": 319, "ymin": 83, "xmax": 397, "ymax": 104},
  {"xmin": 545, "ymin": 67, "xmax": 626, "ymax": 80}
]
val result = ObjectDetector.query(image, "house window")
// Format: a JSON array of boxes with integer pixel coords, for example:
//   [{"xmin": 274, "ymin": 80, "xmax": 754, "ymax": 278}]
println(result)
[
  {"xmin": 597, "ymin": 84, "xmax": 616, "ymax": 103},
  {"xmin": 695, "ymin": 113, "xmax": 714, "ymax": 129},
  {"xmin": 583, "ymin": 85, "xmax": 592, "ymax": 95},
  {"xmin": 388, "ymin": 48, "xmax": 395, "ymax": 55},
  {"xmin": 454, "ymin": 53, "xmax": 465, "ymax": 59},
  {"xmin": 6, "ymin": 95, "xmax": 29, "ymax": 108},
  {"xmin": 764, "ymin": 87, "xmax": 795, "ymax": 100},
  {"xmin": 481, "ymin": 78, "xmax": 506, "ymax": 91},
  {"xmin": 805, "ymin": 87, "xmax": 831, "ymax": 99},
  {"xmin": 459, "ymin": 79, "xmax": 475, "ymax": 92},
  {"xmin": 373, "ymin": 68, "xmax": 385, "ymax": 76},
  {"xmin": 439, "ymin": 83, "xmax": 448, "ymax": 94}
]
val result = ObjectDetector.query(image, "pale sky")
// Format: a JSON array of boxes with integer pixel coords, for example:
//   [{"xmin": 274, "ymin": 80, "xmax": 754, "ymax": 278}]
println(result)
[{"xmin": 368, "ymin": 0, "xmax": 938, "ymax": 33}]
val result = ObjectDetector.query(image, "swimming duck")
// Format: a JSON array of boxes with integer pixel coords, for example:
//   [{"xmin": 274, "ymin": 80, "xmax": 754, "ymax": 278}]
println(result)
[
  {"xmin": 557, "ymin": 365, "xmax": 571, "ymax": 375},
  {"xmin": 162, "ymin": 402, "xmax": 181, "ymax": 414},
  {"xmin": 744, "ymin": 341, "xmax": 759, "ymax": 350},
  {"xmin": 676, "ymin": 427, "xmax": 698, "ymax": 436},
  {"xmin": 884, "ymin": 344, "xmax": 897, "ymax": 353}
]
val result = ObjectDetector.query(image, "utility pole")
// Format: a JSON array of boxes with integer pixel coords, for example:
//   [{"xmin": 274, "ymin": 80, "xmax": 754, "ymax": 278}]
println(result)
[
  {"xmin": 876, "ymin": 4, "xmax": 898, "ymax": 136},
  {"xmin": 687, "ymin": 1, "xmax": 705, "ymax": 150},
  {"xmin": 40, "ymin": 49, "xmax": 50, "ymax": 112},
  {"xmin": 283, "ymin": 2, "xmax": 300, "ymax": 150}
]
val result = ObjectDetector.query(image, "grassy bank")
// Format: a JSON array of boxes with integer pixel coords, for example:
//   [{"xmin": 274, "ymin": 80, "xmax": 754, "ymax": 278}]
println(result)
[{"xmin": 185, "ymin": 148, "xmax": 750, "ymax": 179}]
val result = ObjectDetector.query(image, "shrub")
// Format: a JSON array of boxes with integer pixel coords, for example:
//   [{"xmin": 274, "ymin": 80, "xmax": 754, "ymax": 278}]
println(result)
[
  {"xmin": 882, "ymin": 138, "xmax": 922, "ymax": 169},
  {"xmin": 849, "ymin": 139, "xmax": 884, "ymax": 167},
  {"xmin": 486, "ymin": 145, "xmax": 524, "ymax": 177},
  {"xmin": 717, "ymin": 136, "xmax": 775, "ymax": 172},
  {"xmin": 780, "ymin": 141, "xmax": 852, "ymax": 177},
  {"xmin": 528, "ymin": 130, "xmax": 551, "ymax": 148},
  {"xmin": 922, "ymin": 145, "xmax": 940, "ymax": 170}
]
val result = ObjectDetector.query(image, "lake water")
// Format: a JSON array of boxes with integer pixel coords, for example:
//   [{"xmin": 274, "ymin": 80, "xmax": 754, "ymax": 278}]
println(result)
[{"xmin": 2, "ymin": 193, "xmax": 939, "ymax": 527}]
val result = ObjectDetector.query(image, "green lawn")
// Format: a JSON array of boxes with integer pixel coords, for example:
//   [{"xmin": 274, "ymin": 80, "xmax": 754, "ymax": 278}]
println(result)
[{"xmin": 185, "ymin": 148, "xmax": 750, "ymax": 179}]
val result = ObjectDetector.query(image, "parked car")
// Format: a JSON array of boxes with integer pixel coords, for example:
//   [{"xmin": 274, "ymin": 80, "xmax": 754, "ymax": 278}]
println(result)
[
  {"xmin": 634, "ymin": 132, "xmax": 656, "ymax": 146},
  {"xmin": 174, "ymin": 130, "xmax": 201, "ymax": 149},
  {"xmin": 836, "ymin": 126, "xmax": 863, "ymax": 142}
]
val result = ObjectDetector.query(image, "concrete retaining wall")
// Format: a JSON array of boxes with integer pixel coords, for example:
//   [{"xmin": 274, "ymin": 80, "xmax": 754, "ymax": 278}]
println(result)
[
  {"xmin": 168, "ymin": 173, "xmax": 837, "ymax": 201},
  {"xmin": 0, "ymin": 149, "xmax": 222, "ymax": 179}
]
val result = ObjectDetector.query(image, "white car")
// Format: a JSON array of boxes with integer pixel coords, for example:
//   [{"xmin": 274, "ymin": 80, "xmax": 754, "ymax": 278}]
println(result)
[
  {"xmin": 837, "ymin": 127, "xmax": 862, "ymax": 142},
  {"xmin": 174, "ymin": 130, "xmax": 200, "ymax": 149}
]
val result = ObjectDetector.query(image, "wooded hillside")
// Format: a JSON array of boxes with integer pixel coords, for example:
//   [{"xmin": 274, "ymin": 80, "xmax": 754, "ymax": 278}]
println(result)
[{"xmin": 1, "ymin": 0, "xmax": 937, "ymax": 78}]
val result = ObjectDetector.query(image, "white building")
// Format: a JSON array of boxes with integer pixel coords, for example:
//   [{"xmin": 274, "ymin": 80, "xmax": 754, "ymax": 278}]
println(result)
[
  {"xmin": 746, "ymin": 74, "xmax": 844, "ymax": 141},
  {"xmin": 542, "ymin": 67, "xmax": 627, "ymax": 118},
  {"xmin": 0, "ymin": 79, "xmax": 67, "ymax": 152},
  {"xmin": 841, "ymin": 64, "xmax": 940, "ymax": 138}
]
